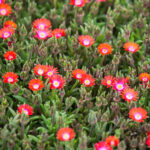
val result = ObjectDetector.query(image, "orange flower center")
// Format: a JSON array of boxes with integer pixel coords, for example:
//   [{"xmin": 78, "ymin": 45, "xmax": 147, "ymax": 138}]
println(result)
[
  {"xmin": 0, "ymin": 9, "xmax": 6, "ymax": 15},
  {"xmin": 83, "ymin": 40, "xmax": 90, "ymax": 45},
  {"xmin": 33, "ymin": 84, "xmax": 40, "ymax": 89},
  {"xmin": 8, "ymin": 77, "xmax": 13, "ymax": 82},
  {"xmin": 84, "ymin": 79, "xmax": 90, "ymax": 85},
  {"xmin": 38, "ymin": 69, "xmax": 44, "ymax": 75},
  {"xmin": 22, "ymin": 109, "xmax": 29, "ymax": 115},
  {"xmin": 134, "ymin": 113, "xmax": 142, "ymax": 120},
  {"xmin": 75, "ymin": 0, "xmax": 82, "ymax": 5},
  {"xmin": 102, "ymin": 48, "xmax": 108, "ymax": 54},
  {"xmin": 62, "ymin": 133, "xmax": 70, "ymax": 140},
  {"xmin": 53, "ymin": 81, "xmax": 60, "ymax": 87}
]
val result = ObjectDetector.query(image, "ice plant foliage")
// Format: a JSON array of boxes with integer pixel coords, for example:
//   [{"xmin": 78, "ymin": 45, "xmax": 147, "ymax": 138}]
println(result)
[
  {"xmin": 72, "ymin": 69, "xmax": 86, "ymax": 80},
  {"xmin": 0, "ymin": 27, "xmax": 14, "ymax": 39},
  {"xmin": 138, "ymin": 73, "xmax": 150, "ymax": 83},
  {"xmin": 52, "ymin": 29, "xmax": 65, "ymax": 39},
  {"xmin": 123, "ymin": 42, "xmax": 140, "ymax": 53},
  {"xmin": 4, "ymin": 20, "xmax": 17, "ymax": 29},
  {"xmin": 129, "ymin": 107, "xmax": 147, "ymax": 122},
  {"xmin": 18, "ymin": 104, "xmax": 33, "ymax": 116},
  {"xmin": 101, "ymin": 75, "xmax": 115, "ymax": 88},
  {"xmin": 80, "ymin": 74, "xmax": 95, "ymax": 87},
  {"xmin": 3, "ymin": 51, "xmax": 17, "ymax": 61},
  {"xmin": 105, "ymin": 136, "xmax": 119, "ymax": 147},
  {"xmin": 95, "ymin": 141, "xmax": 112, "ymax": 150},
  {"xmin": 28, "ymin": 79, "xmax": 44, "ymax": 91},
  {"xmin": 0, "ymin": 3, "xmax": 12, "ymax": 16},
  {"xmin": 3, "ymin": 72, "xmax": 18, "ymax": 84},
  {"xmin": 57, "ymin": 128, "xmax": 75, "ymax": 141},
  {"xmin": 70, "ymin": 0, "xmax": 86, "ymax": 7},
  {"xmin": 78, "ymin": 35, "xmax": 95, "ymax": 47},
  {"xmin": 98, "ymin": 43, "xmax": 112, "ymax": 56},
  {"xmin": 33, "ymin": 64, "xmax": 47, "ymax": 76},
  {"xmin": 44, "ymin": 65, "xmax": 58, "ymax": 79}
]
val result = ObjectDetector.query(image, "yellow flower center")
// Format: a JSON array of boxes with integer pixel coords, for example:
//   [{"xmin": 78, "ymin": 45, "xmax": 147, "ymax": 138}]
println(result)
[
  {"xmin": 102, "ymin": 48, "xmax": 108, "ymax": 54},
  {"xmin": 84, "ymin": 79, "xmax": 90, "ymax": 85},
  {"xmin": 8, "ymin": 55, "xmax": 13, "ymax": 60},
  {"xmin": 39, "ymin": 32, "xmax": 46, "ymax": 38},
  {"xmin": 76, "ymin": 74, "xmax": 81, "ymax": 78},
  {"xmin": 33, "ymin": 84, "xmax": 39, "ymax": 89},
  {"xmin": 75, "ymin": 0, "xmax": 82, "ymax": 5},
  {"xmin": 142, "ymin": 77, "xmax": 147, "ymax": 82},
  {"xmin": 39, "ymin": 24, "xmax": 45, "ymax": 30},
  {"xmin": 4, "ymin": 32, "xmax": 10, "ymax": 38},
  {"xmin": 8, "ymin": 77, "xmax": 13, "ymax": 82},
  {"xmin": 107, "ymin": 80, "xmax": 111, "ymax": 85},
  {"xmin": 83, "ymin": 40, "xmax": 90, "ymax": 45},
  {"xmin": 53, "ymin": 81, "xmax": 59, "ymax": 87},
  {"xmin": 126, "ymin": 93, "xmax": 133, "ymax": 100},
  {"xmin": 0, "ymin": 9, "xmax": 6, "ymax": 15},
  {"xmin": 23, "ymin": 109, "xmax": 29, "ymax": 115},
  {"xmin": 62, "ymin": 133, "xmax": 70, "ymax": 140},
  {"xmin": 116, "ymin": 84, "xmax": 123, "ymax": 90},
  {"xmin": 38, "ymin": 69, "xmax": 44, "ymax": 75},
  {"xmin": 135, "ymin": 113, "xmax": 142, "ymax": 120},
  {"xmin": 47, "ymin": 71, "xmax": 53, "ymax": 76}
]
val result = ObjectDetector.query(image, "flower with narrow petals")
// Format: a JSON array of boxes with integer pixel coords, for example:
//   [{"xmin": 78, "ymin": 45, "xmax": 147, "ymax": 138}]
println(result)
[
  {"xmin": 123, "ymin": 42, "xmax": 140, "ymax": 53},
  {"xmin": 96, "ymin": 0, "xmax": 106, "ymax": 2},
  {"xmin": 0, "ymin": 0, "xmax": 5, "ymax": 4},
  {"xmin": 49, "ymin": 74, "xmax": 65, "ymax": 89},
  {"xmin": 70, "ymin": 0, "xmax": 86, "ymax": 7},
  {"xmin": 105, "ymin": 136, "xmax": 119, "ymax": 147},
  {"xmin": 33, "ymin": 64, "xmax": 47, "ymax": 76},
  {"xmin": 80, "ymin": 74, "xmax": 95, "ymax": 87},
  {"xmin": 95, "ymin": 141, "xmax": 112, "ymax": 150},
  {"xmin": 147, "ymin": 132, "xmax": 150, "ymax": 137},
  {"xmin": 44, "ymin": 65, "xmax": 58, "ymax": 79},
  {"xmin": 3, "ymin": 72, "xmax": 18, "ymax": 84},
  {"xmin": 98, "ymin": 43, "xmax": 112, "ymax": 56},
  {"xmin": 78, "ymin": 35, "xmax": 95, "ymax": 47},
  {"xmin": 28, "ymin": 79, "xmax": 44, "ymax": 91},
  {"xmin": 138, "ymin": 73, "xmax": 150, "ymax": 83},
  {"xmin": 33, "ymin": 18, "xmax": 51, "ymax": 30},
  {"xmin": 18, "ymin": 104, "xmax": 33, "ymax": 116},
  {"xmin": 0, "ymin": 27, "xmax": 14, "ymax": 39},
  {"xmin": 129, "ymin": 107, "xmax": 147, "ymax": 122},
  {"xmin": 0, "ymin": 3, "xmax": 12, "ymax": 16},
  {"xmin": 146, "ymin": 136, "xmax": 150, "ymax": 148},
  {"xmin": 3, "ymin": 51, "xmax": 17, "ymax": 61},
  {"xmin": 72, "ymin": 69, "xmax": 86, "ymax": 80},
  {"xmin": 101, "ymin": 75, "xmax": 115, "ymax": 88},
  {"xmin": 4, "ymin": 20, "xmax": 17, "ymax": 29},
  {"xmin": 34, "ymin": 29, "xmax": 52, "ymax": 40},
  {"xmin": 121, "ymin": 88, "xmax": 138, "ymax": 102},
  {"xmin": 52, "ymin": 29, "xmax": 65, "ymax": 39},
  {"xmin": 57, "ymin": 128, "xmax": 75, "ymax": 141}
]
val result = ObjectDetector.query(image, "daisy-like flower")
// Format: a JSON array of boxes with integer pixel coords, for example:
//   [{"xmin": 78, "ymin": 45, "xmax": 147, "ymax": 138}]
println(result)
[
  {"xmin": 0, "ymin": 0, "xmax": 5, "ymax": 4},
  {"xmin": 3, "ymin": 51, "xmax": 17, "ymax": 61},
  {"xmin": 28, "ymin": 79, "xmax": 44, "ymax": 91},
  {"xmin": 95, "ymin": 141, "xmax": 112, "ymax": 150},
  {"xmin": 72, "ymin": 69, "xmax": 86, "ymax": 80},
  {"xmin": 80, "ymin": 74, "xmax": 95, "ymax": 87},
  {"xmin": 34, "ymin": 29, "xmax": 52, "ymax": 40},
  {"xmin": 146, "ymin": 136, "xmax": 150, "ymax": 148},
  {"xmin": 49, "ymin": 74, "xmax": 65, "ymax": 89},
  {"xmin": 57, "ymin": 128, "xmax": 75, "ymax": 141},
  {"xmin": 98, "ymin": 43, "xmax": 112, "ymax": 56},
  {"xmin": 147, "ymin": 132, "xmax": 150, "ymax": 137},
  {"xmin": 0, "ymin": 27, "xmax": 14, "ymax": 39},
  {"xmin": 129, "ymin": 107, "xmax": 147, "ymax": 122},
  {"xmin": 44, "ymin": 65, "xmax": 58, "ymax": 79},
  {"xmin": 96, "ymin": 0, "xmax": 106, "ymax": 2},
  {"xmin": 33, "ymin": 64, "xmax": 47, "ymax": 76},
  {"xmin": 138, "ymin": 73, "xmax": 150, "ymax": 83},
  {"xmin": 0, "ymin": 3, "xmax": 12, "ymax": 16},
  {"xmin": 52, "ymin": 29, "xmax": 65, "ymax": 39},
  {"xmin": 101, "ymin": 75, "xmax": 115, "ymax": 88},
  {"xmin": 123, "ymin": 42, "xmax": 140, "ymax": 53},
  {"xmin": 33, "ymin": 18, "xmax": 51, "ymax": 30},
  {"xmin": 4, "ymin": 20, "xmax": 17, "ymax": 29},
  {"xmin": 113, "ymin": 78, "xmax": 127, "ymax": 92},
  {"xmin": 78, "ymin": 35, "xmax": 95, "ymax": 47},
  {"xmin": 3, "ymin": 72, "xmax": 18, "ymax": 84},
  {"xmin": 70, "ymin": 0, "xmax": 86, "ymax": 7},
  {"xmin": 121, "ymin": 88, "xmax": 138, "ymax": 103},
  {"xmin": 105, "ymin": 136, "xmax": 119, "ymax": 147},
  {"xmin": 18, "ymin": 104, "xmax": 33, "ymax": 116}
]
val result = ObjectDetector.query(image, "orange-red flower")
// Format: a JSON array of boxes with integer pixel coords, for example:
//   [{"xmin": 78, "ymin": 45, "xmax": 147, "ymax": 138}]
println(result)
[
  {"xmin": 49, "ymin": 74, "xmax": 65, "ymax": 89},
  {"xmin": 105, "ymin": 136, "xmax": 119, "ymax": 147},
  {"xmin": 78, "ymin": 35, "xmax": 95, "ymax": 47},
  {"xmin": 34, "ymin": 29, "xmax": 52, "ymax": 40},
  {"xmin": 4, "ymin": 20, "xmax": 17, "ymax": 29},
  {"xmin": 3, "ymin": 72, "xmax": 18, "ymax": 84},
  {"xmin": 138, "ymin": 73, "xmax": 150, "ymax": 83},
  {"xmin": 80, "ymin": 74, "xmax": 95, "ymax": 87},
  {"xmin": 3, "ymin": 51, "xmax": 17, "ymax": 61},
  {"xmin": 0, "ymin": 3, "xmax": 12, "ymax": 16},
  {"xmin": 70, "ymin": 0, "xmax": 86, "ymax": 7},
  {"xmin": 0, "ymin": 0, "xmax": 5, "ymax": 4},
  {"xmin": 113, "ymin": 78, "xmax": 127, "ymax": 92},
  {"xmin": 33, "ymin": 64, "xmax": 47, "ymax": 76},
  {"xmin": 146, "ymin": 136, "xmax": 150, "ymax": 148},
  {"xmin": 0, "ymin": 27, "xmax": 14, "ymax": 39},
  {"xmin": 33, "ymin": 18, "xmax": 51, "ymax": 30},
  {"xmin": 18, "ymin": 104, "xmax": 33, "ymax": 116},
  {"xmin": 57, "ymin": 128, "xmax": 75, "ymax": 141},
  {"xmin": 101, "ymin": 75, "xmax": 115, "ymax": 88},
  {"xmin": 95, "ymin": 141, "xmax": 112, "ymax": 150},
  {"xmin": 72, "ymin": 69, "xmax": 86, "ymax": 80},
  {"xmin": 129, "ymin": 107, "xmax": 147, "ymax": 122},
  {"xmin": 123, "ymin": 42, "xmax": 140, "ymax": 53},
  {"xmin": 96, "ymin": 0, "xmax": 106, "ymax": 2},
  {"xmin": 44, "ymin": 65, "xmax": 58, "ymax": 79},
  {"xmin": 98, "ymin": 43, "xmax": 112, "ymax": 56},
  {"xmin": 28, "ymin": 79, "xmax": 44, "ymax": 91},
  {"xmin": 52, "ymin": 29, "xmax": 65, "ymax": 39}
]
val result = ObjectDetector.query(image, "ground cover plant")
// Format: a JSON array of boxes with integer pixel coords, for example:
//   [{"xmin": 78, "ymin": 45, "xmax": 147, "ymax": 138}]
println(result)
[{"xmin": 0, "ymin": 0, "xmax": 150, "ymax": 149}]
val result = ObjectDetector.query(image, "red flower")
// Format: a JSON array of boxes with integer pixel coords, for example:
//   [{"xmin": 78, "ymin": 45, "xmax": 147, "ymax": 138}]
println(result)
[
  {"xmin": 70, "ymin": 0, "xmax": 86, "ymax": 7},
  {"xmin": 80, "ymin": 74, "xmax": 95, "ymax": 87},
  {"xmin": 34, "ymin": 29, "xmax": 52, "ymax": 40},
  {"xmin": 52, "ymin": 29, "xmax": 65, "ymax": 39},
  {"xmin": 0, "ymin": 3, "xmax": 12, "ymax": 16},
  {"xmin": 3, "ymin": 72, "xmax": 18, "ymax": 84},
  {"xmin": 147, "ymin": 132, "xmax": 150, "ymax": 137},
  {"xmin": 33, "ymin": 64, "xmax": 47, "ymax": 76},
  {"xmin": 101, "ymin": 75, "xmax": 115, "ymax": 88},
  {"xmin": 0, "ymin": 0, "xmax": 5, "ymax": 4},
  {"xmin": 95, "ymin": 141, "xmax": 112, "ymax": 150},
  {"xmin": 96, "ymin": 0, "xmax": 106, "ymax": 2},
  {"xmin": 138, "ymin": 73, "xmax": 150, "ymax": 83},
  {"xmin": 0, "ymin": 27, "xmax": 14, "ymax": 39},
  {"xmin": 18, "ymin": 104, "xmax": 33, "ymax": 116},
  {"xmin": 98, "ymin": 43, "xmax": 112, "ymax": 56},
  {"xmin": 72, "ymin": 69, "xmax": 86, "ymax": 80},
  {"xmin": 28, "ymin": 79, "xmax": 44, "ymax": 91},
  {"xmin": 33, "ymin": 18, "xmax": 51, "ymax": 30},
  {"xmin": 49, "ymin": 74, "xmax": 65, "ymax": 89},
  {"xmin": 123, "ymin": 42, "xmax": 140, "ymax": 53},
  {"xmin": 105, "ymin": 136, "xmax": 119, "ymax": 147},
  {"xmin": 146, "ymin": 136, "xmax": 150, "ymax": 148},
  {"xmin": 121, "ymin": 88, "xmax": 138, "ymax": 102},
  {"xmin": 57, "ymin": 128, "xmax": 75, "ymax": 141},
  {"xmin": 4, "ymin": 20, "xmax": 17, "ymax": 29},
  {"xmin": 44, "ymin": 65, "xmax": 58, "ymax": 79},
  {"xmin": 78, "ymin": 35, "xmax": 95, "ymax": 47},
  {"xmin": 129, "ymin": 107, "xmax": 147, "ymax": 122},
  {"xmin": 3, "ymin": 51, "xmax": 17, "ymax": 61}
]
